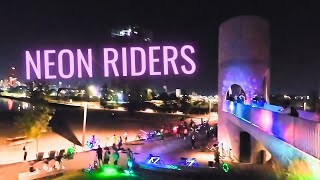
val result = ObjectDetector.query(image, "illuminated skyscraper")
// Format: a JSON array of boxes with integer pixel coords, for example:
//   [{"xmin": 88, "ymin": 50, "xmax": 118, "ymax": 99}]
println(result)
[{"xmin": 7, "ymin": 67, "xmax": 18, "ymax": 87}]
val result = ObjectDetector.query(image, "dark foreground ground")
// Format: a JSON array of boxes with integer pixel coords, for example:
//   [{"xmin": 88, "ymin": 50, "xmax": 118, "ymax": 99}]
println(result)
[{"xmin": 52, "ymin": 164, "xmax": 278, "ymax": 180}]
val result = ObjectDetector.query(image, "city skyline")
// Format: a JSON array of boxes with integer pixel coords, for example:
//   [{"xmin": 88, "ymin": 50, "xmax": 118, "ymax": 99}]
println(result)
[{"xmin": 0, "ymin": 1, "xmax": 319, "ymax": 95}]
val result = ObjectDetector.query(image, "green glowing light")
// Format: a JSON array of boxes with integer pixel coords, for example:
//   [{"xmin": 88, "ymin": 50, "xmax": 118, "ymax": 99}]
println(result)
[
  {"xmin": 222, "ymin": 163, "xmax": 230, "ymax": 173},
  {"xmin": 165, "ymin": 165, "xmax": 181, "ymax": 170},
  {"xmin": 85, "ymin": 165, "xmax": 137, "ymax": 179}
]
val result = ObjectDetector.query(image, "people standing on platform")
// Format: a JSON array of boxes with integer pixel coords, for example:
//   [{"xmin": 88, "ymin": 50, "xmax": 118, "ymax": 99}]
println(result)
[{"xmin": 280, "ymin": 100, "xmax": 299, "ymax": 117}]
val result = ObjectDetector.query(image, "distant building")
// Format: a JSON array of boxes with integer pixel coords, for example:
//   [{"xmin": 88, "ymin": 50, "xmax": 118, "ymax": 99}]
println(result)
[{"xmin": 175, "ymin": 88, "xmax": 181, "ymax": 97}]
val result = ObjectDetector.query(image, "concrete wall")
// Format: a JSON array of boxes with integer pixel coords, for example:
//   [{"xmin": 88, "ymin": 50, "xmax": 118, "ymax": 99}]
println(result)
[
  {"xmin": 223, "ymin": 109, "xmax": 271, "ymax": 164},
  {"xmin": 224, "ymin": 101, "xmax": 320, "ymax": 160},
  {"xmin": 222, "ymin": 110, "xmax": 320, "ymax": 179},
  {"xmin": 218, "ymin": 15, "xmax": 270, "ymax": 104},
  {"xmin": 218, "ymin": 15, "xmax": 271, "ymax": 162}
]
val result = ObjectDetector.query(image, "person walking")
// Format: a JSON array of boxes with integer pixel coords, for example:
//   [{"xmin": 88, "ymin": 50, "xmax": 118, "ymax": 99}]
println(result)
[
  {"xmin": 183, "ymin": 128, "xmax": 188, "ymax": 140},
  {"xmin": 191, "ymin": 134, "xmax": 196, "ymax": 149},
  {"xmin": 124, "ymin": 131, "xmax": 128, "ymax": 145},
  {"xmin": 23, "ymin": 144, "xmax": 28, "ymax": 161},
  {"xmin": 126, "ymin": 148, "xmax": 134, "ymax": 171},
  {"xmin": 214, "ymin": 146, "xmax": 220, "ymax": 166},
  {"xmin": 96, "ymin": 145, "xmax": 103, "ymax": 166},
  {"xmin": 111, "ymin": 134, "xmax": 117, "ymax": 145},
  {"xmin": 118, "ymin": 136, "xmax": 123, "ymax": 150},
  {"xmin": 103, "ymin": 149, "xmax": 110, "ymax": 165},
  {"xmin": 113, "ymin": 150, "xmax": 119, "ymax": 166},
  {"xmin": 206, "ymin": 129, "xmax": 211, "ymax": 143},
  {"xmin": 127, "ymin": 148, "xmax": 134, "ymax": 160}
]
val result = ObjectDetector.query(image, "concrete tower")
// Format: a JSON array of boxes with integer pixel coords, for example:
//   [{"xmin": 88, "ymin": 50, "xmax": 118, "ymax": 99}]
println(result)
[{"xmin": 218, "ymin": 15, "xmax": 270, "ymax": 161}]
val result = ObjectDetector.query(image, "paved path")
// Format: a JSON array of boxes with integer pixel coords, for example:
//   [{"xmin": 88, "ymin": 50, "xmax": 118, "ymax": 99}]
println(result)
[
  {"xmin": 0, "ymin": 134, "xmax": 278, "ymax": 180},
  {"xmin": 0, "ymin": 133, "xmax": 218, "ymax": 179}
]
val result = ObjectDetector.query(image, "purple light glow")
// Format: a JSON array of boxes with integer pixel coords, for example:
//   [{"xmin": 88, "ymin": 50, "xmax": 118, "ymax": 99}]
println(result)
[
  {"xmin": 44, "ymin": 50, "xmax": 56, "ymax": 79},
  {"xmin": 26, "ymin": 51, "xmax": 41, "ymax": 79},
  {"xmin": 149, "ymin": 46, "xmax": 161, "ymax": 76},
  {"xmin": 25, "ymin": 45, "xmax": 196, "ymax": 80},
  {"xmin": 181, "ymin": 45, "xmax": 196, "ymax": 74},
  {"xmin": 77, "ymin": 49, "xmax": 93, "ymax": 78},
  {"xmin": 163, "ymin": 46, "xmax": 179, "ymax": 75},
  {"xmin": 58, "ymin": 49, "xmax": 74, "ymax": 79},
  {"xmin": 121, "ymin": 48, "xmax": 128, "ymax": 76},
  {"xmin": 104, "ymin": 48, "xmax": 119, "ymax": 77},
  {"xmin": 130, "ymin": 47, "xmax": 146, "ymax": 76}
]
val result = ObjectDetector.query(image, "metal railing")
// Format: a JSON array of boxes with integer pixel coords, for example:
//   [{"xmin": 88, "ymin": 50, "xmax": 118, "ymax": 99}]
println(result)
[{"xmin": 223, "ymin": 101, "xmax": 320, "ymax": 159}]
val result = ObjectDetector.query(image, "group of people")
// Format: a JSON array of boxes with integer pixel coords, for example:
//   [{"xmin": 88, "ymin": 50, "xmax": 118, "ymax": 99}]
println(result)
[
  {"xmin": 90, "ymin": 131, "xmax": 135, "ymax": 169},
  {"xmin": 176, "ymin": 119, "xmax": 216, "ymax": 150},
  {"xmin": 109, "ymin": 131, "xmax": 129, "ymax": 147}
]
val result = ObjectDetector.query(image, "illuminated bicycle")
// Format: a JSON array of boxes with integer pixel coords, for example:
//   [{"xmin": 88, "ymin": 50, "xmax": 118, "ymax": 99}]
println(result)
[
  {"xmin": 178, "ymin": 157, "xmax": 199, "ymax": 167},
  {"xmin": 146, "ymin": 154, "xmax": 165, "ymax": 165},
  {"xmin": 86, "ymin": 135, "xmax": 101, "ymax": 149}
]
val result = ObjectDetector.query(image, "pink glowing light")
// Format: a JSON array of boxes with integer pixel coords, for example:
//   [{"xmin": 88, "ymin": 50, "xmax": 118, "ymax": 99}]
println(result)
[
  {"xmin": 259, "ymin": 110, "xmax": 273, "ymax": 132},
  {"xmin": 8, "ymin": 99, "xmax": 13, "ymax": 111},
  {"xmin": 181, "ymin": 45, "xmax": 196, "ymax": 74},
  {"xmin": 104, "ymin": 48, "xmax": 119, "ymax": 77},
  {"xmin": 44, "ymin": 50, "xmax": 57, "ymax": 79},
  {"xmin": 77, "ymin": 49, "xmax": 93, "ymax": 78},
  {"xmin": 121, "ymin": 47, "xmax": 128, "ymax": 76},
  {"xmin": 130, "ymin": 47, "xmax": 146, "ymax": 76},
  {"xmin": 58, "ymin": 49, "xmax": 74, "ymax": 79},
  {"xmin": 25, "ymin": 45, "xmax": 196, "ymax": 80},
  {"xmin": 149, "ymin": 46, "xmax": 161, "ymax": 75},
  {"xmin": 26, "ymin": 50, "xmax": 41, "ymax": 79},
  {"xmin": 284, "ymin": 124, "xmax": 294, "ymax": 142},
  {"xmin": 163, "ymin": 46, "xmax": 179, "ymax": 75}
]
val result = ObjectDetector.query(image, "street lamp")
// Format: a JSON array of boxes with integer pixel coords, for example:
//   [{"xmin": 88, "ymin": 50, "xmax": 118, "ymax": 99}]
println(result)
[{"xmin": 82, "ymin": 102, "xmax": 88, "ymax": 147}]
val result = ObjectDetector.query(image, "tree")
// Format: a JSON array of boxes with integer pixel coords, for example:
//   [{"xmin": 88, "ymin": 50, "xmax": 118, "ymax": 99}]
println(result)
[
  {"xmin": 127, "ymin": 87, "xmax": 142, "ymax": 115},
  {"xmin": 100, "ymin": 83, "xmax": 110, "ymax": 108},
  {"xmin": 15, "ymin": 103, "xmax": 52, "ymax": 152},
  {"xmin": 26, "ymin": 81, "xmax": 49, "ymax": 102},
  {"xmin": 179, "ymin": 89, "xmax": 191, "ymax": 114},
  {"xmin": 159, "ymin": 92, "xmax": 170, "ymax": 112}
]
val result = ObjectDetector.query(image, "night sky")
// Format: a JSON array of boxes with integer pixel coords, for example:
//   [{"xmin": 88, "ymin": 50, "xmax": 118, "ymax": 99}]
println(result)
[{"xmin": 0, "ymin": 1, "xmax": 319, "ymax": 95}]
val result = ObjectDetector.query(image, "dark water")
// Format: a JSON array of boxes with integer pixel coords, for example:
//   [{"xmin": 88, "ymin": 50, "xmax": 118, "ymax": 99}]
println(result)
[{"xmin": 0, "ymin": 97, "xmax": 31, "ymax": 112}]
